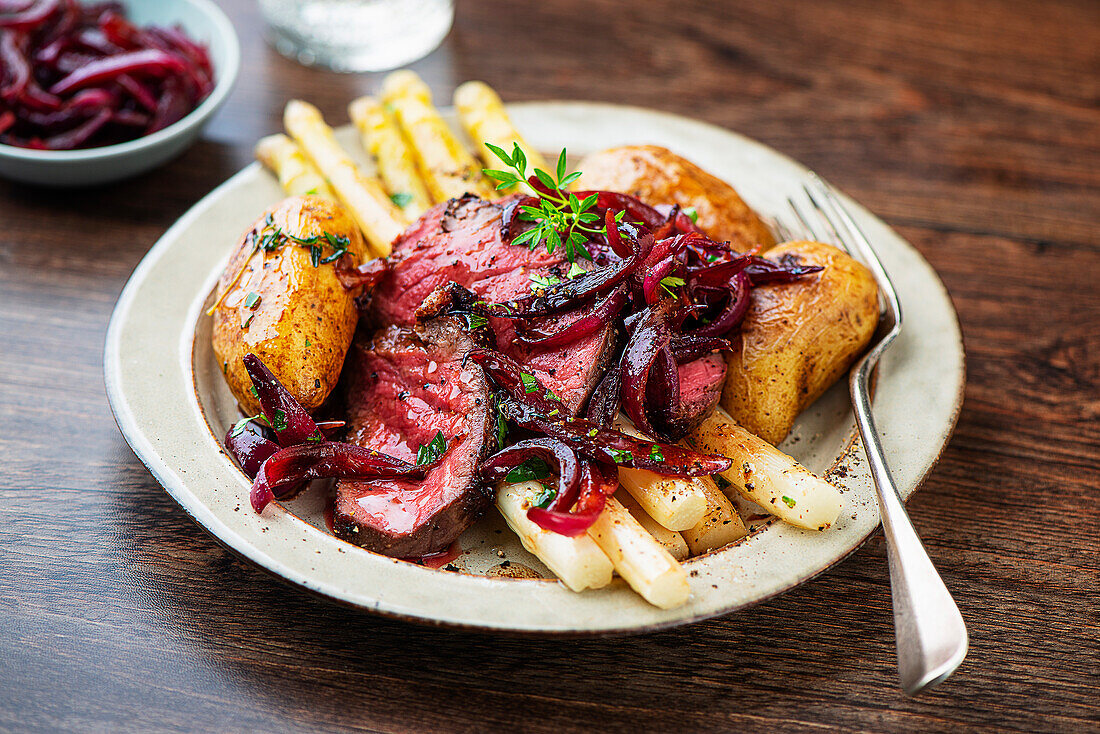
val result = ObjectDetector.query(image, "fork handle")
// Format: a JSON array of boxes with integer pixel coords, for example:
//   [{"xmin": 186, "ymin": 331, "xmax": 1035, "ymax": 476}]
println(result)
[{"xmin": 850, "ymin": 373, "xmax": 969, "ymax": 694}]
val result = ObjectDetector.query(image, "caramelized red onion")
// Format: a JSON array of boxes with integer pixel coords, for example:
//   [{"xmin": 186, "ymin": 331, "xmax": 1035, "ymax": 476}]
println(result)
[
  {"xmin": 499, "ymin": 399, "xmax": 730, "ymax": 477},
  {"xmin": 242, "ymin": 354, "xmax": 324, "ymax": 446},
  {"xmin": 619, "ymin": 302, "xmax": 674, "ymax": 437},
  {"xmin": 514, "ymin": 285, "xmax": 628, "ymax": 349},
  {"xmin": 224, "ymin": 419, "xmax": 279, "ymax": 479},
  {"xmin": 482, "ymin": 438, "xmax": 581, "ymax": 514},
  {"xmin": 251, "ymin": 442, "xmax": 424, "ymax": 513},
  {"xmin": 526, "ymin": 459, "xmax": 616, "ymax": 536}
]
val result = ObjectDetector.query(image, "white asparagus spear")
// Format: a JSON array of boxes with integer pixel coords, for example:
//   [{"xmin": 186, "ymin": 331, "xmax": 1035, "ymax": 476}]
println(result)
[
  {"xmin": 587, "ymin": 495, "xmax": 691, "ymax": 609},
  {"xmin": 680, "ymin": 474, "xmax": 748, "ymax": 555},
  {"xmin": 348, "ymin": 96, "xmax": 433, "ymax": 219},
  {"xmin": 496, "ymin": 481, "xmax": 613, "ymax": 592},
  {"xmin": 614, "ymin": 415, "xmax": 706, "ymax": 531},
  {"xmin": 615, "ymin": 490, "xmax": 690, "ymax": 561},
  {"xmin": 453, "ymin": 80, "xmax": 548, "ymax": 194},
  {"xmin": 690, "ymin": 407, "xmax": 843, "ymax": 530},
  {"xmin": 283, "ymin": 100, "xmax": 407, "ymax": 257},
  {"xmin": 254, "ymin": 134, "xmax": 335, "ymax": 199}
]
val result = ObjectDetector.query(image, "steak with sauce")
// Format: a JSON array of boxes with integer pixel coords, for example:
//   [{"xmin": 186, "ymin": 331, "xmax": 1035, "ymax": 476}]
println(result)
[
  {"xmin": 333, "ymin": 312, "xmax": 495, "ymax": 558},
  {"xmin": 368, "ymin": 195, "xmax": 617, "ymax": 415},
  {"xmin": 662, "ymin": 354, "xmax": 727, "ymax": 439}
]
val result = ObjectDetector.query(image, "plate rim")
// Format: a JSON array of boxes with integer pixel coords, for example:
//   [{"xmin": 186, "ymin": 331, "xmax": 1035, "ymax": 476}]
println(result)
[{"xmin": 105, "ymin": 100, "xmax": 966, "ymax": 636}]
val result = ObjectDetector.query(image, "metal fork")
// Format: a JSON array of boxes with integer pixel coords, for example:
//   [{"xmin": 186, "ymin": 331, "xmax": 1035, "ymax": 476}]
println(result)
[{"xmin": 781, "ymin": 172, "xmax": 969, "ymax": 694}]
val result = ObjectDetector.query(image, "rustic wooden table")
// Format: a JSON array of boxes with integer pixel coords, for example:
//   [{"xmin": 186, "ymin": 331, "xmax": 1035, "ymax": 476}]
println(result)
[{"xmin": 2, "ymin": 0, "xmax": 1097, "ymax": 731}]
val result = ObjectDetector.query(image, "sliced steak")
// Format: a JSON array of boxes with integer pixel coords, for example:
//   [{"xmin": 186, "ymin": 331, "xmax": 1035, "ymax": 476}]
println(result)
[
  {"xmin": 369, "ymin": 195, "xmax": 616, "ymax": 415},
  {"xmin": 660, "ymin": 354, "xmax": 727, "ymax": 439},
  {"xmin": 333, "ymin": 313, "xmax": 494, "ymax": 558}
]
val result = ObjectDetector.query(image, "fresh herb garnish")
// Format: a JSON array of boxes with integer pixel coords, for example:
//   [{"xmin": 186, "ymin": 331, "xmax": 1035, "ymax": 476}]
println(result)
[
  {"xmin": 206, "ymin": 220, "xmax": 352, "ymax": 316},
  {"xmin": 242, "ymin": 314, "xmax": 255, "ymax": 328},
  {"xmin": 684, "ymin": 206, "xmax": 699, "ymax": 224},
  {"xmin": 660, "ymin": 276, "xmax": 686, "ymax": 298},
  {"xmin": 531, "ymin": 484, "xmax": 556, "ymax": 508},
  {"xmin": 528, "ymin": 272, "xmax": 561, "ymax": 291},
  {"xmin": 483, "ymin": 144, "xmax": 601, "ymax": 262},
  {"xmin": 390, "ymin": 192, "xmax": 413, "ymax": 208},
  {"xmin": 304, "ymin": 338, "xmax": 311, "ymax": 347},
  {"xmin": 463, "ymin": 312, "xmax": 489, "ymax": 330},
  {"xmin": 416, "ymin": 431, "xmax": 447, "ymax": 466},
  {"xmin": 566, "ymin": 262, "xmax": 586, "ymax": 279},
  {"xmin": 649, "ymin": 444, "xmax": 665, "ymax": 462},
  {"xmin": 249, "ymin": 385, "xmax": 259, "ymax": 400},
  {"xmin": 271, "ymin": 409, "xmax": 288, "ymax": 432},
  {"xmin": 781, "ymin": 495, "xmax": 797, "ymax": 508},
  {"xmin": 230, "ymin": 416, "xmax": 254, "ymax": 437},
  {"xmin": 609, "ymin": 448, "xmax": 633, "ymax": 464},
  {"xmin": 505, "ymin": 457, "xmax": 552, "ymax": 484},
  {"xmin": 520, "ymin": 372, "xmax": 539, "ymax": 394},
  {"xmin": 496, "ymin": 403, "xmax": 509, "ymax": 447},
  {"xmin": 243, "ymin": 292, "xmax": 261, "ymax": 309}
]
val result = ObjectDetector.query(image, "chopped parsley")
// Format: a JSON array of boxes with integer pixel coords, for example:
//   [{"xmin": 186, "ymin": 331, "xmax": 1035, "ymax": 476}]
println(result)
[
  {"xmin": 566, "ymin": 261, "xmax": 586, "ymax": 279},
  {"xmin": 649, "ymin": 444, "xmax": 665, "ymax": 462},
  {"xmin": 304, "ymin": 338, "xmax": 311, "ymax": 347},
  {"xmin": 416, "ymin": 431, "xmax": 447, "ymax": 466},
  {"xmin": 249, "ymin": 385, "xmax": 259, "ymax": 400},
  {"xmin": 520, "ymin": 372, "xmax": 539, "ymax": 394},
  {"xmin": 390, "ymin": 192, "xmax": 414, "ymax": 208},
  {"xmin": 271, "ymin": 409, "xmax": 288, "ymax": 432},
  {"xmin": 660, "ymin": 275, "xmax": 686, "ymax": 298},
  {"xmin": 463, "ymin": 312, "xmax": 489, "ymax": 330},
  {"xmin": 528, "ymin": 272, "xmax": 561, "ymax": 291},
  {"xmin": 684, "ymin": 206, "xmax": 699, "ymax": 224},
  {"xmin": 496, "ymin": 403, "xmax": 509, "ymax": 447},
  {"xmin": 505, "ymin": 457, "xmax": 552, "ymax": 484},
  {"xmin": 781, "ymin": 495, "xmax": 797, "ymax": 509},
  {"xmin": 530, "ymin": 484, "xmax": 556, "ymax": 508},
  {"xmin": 609, "ymin": 448, "xmax": 633, "ymax": 464}
]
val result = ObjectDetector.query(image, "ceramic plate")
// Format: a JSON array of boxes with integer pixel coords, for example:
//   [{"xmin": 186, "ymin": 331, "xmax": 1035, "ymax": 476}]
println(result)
[{"xmin": 105, "ymin": 102, "xmax": 964, "ymax": 635}]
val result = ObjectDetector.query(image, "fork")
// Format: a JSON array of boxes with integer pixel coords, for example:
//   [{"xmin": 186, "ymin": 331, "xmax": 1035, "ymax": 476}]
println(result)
[{"xmin": 778, "ymin": 172, "xmax": 969, "ymax": 694}]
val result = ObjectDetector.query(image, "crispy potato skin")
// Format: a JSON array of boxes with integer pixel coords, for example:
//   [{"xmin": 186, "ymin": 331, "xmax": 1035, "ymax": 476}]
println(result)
[
  {"xmin": 212, "ymin": 196, "xmax": 368, "ymax": 416},
  {"xmin": 721, "ymin": 241, "xmax": 879, "ymax": 444},
  {"xmin": 574, "ymin": 145, "xmax": 776, "ymax": 252}
]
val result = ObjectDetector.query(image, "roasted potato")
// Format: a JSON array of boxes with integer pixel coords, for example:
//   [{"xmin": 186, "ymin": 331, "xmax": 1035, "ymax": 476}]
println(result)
[
  {"xmin": 721, "ymin": 240, "xmax": 879, "ymax": 444},
  {"xmin": 573, "ymin": 145, "xmax": 776, "ymax": 252},
  {"xmin": 211, "ymin": 195, "xmax": 369, "ymax": 416}
]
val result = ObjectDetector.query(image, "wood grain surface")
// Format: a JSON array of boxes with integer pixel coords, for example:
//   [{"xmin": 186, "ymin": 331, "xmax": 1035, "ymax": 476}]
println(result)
[{"xmin": 1, "ymin": 0, "xmax": 1098, "ymax": 731}]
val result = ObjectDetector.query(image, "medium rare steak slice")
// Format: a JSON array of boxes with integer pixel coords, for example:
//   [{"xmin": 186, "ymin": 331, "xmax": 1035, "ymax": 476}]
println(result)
[
  {"xmin": 661, "ymin": 354, "xmax": 727, "ymax": 439},
  {"xmin": 369, "ymin": 195, "xmax": 616, "ymax": 415},
  {"xmin": 333, "ymin": 314, "xmax": 494, "ymax": 558}
]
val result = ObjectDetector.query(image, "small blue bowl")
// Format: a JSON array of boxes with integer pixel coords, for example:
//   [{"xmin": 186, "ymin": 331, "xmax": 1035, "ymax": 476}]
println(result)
[{"xmin": 0, "ymin": 0, "xmax": 240, "ymax": 187}]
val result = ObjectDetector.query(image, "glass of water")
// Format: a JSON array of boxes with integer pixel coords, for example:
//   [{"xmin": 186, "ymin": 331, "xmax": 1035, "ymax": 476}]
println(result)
[{"xmin": 258, "ymin": 0, "xmax": 454, "ymax": 72}]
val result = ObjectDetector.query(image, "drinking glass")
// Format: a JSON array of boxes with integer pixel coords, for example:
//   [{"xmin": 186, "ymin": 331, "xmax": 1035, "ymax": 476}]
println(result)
[{"xmin": 258, "ymin": 0, "xmax": 454, "ymax": 72}]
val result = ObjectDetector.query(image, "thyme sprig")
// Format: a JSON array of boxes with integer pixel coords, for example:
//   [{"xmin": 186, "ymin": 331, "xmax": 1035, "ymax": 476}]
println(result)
[{"xmin": 483, "ymin": 144, "xmax": 615, "ymax": 263}]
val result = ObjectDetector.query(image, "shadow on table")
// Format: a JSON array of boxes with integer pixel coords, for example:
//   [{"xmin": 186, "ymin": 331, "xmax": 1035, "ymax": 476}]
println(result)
[{"xmin": 107, "ymin": 437, "xmax": 933, "ymax": 729}]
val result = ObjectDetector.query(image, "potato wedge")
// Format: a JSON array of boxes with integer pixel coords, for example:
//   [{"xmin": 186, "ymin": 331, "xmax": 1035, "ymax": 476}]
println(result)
[
  {"xmin": 690, "ymin": 407, "xmax": 843, "ymax": 530},
  {"xmin": 211, "ymin": 195, "xmax": 368, "ymax": 416},
  {"xmin": 283, "ymin": 99, "xmax": 407, "ymax": 256},
  {"xmin": 254, "ymin": 133, "xmax": 335, "ymax": 199},
  {"xmin": 573, "ymin": 145, "xmax": 775, "ymax": 252},
  {"xmin": 348, "ymin": 96, "xmax": 432, "ymax": 219},
  {"xmin": 722, "ymin": 240, "xmax": 879, "ymax": 445},
  {"xmin": 454, "ymin": 80, "xmax": 548, "ymax": 193}
]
